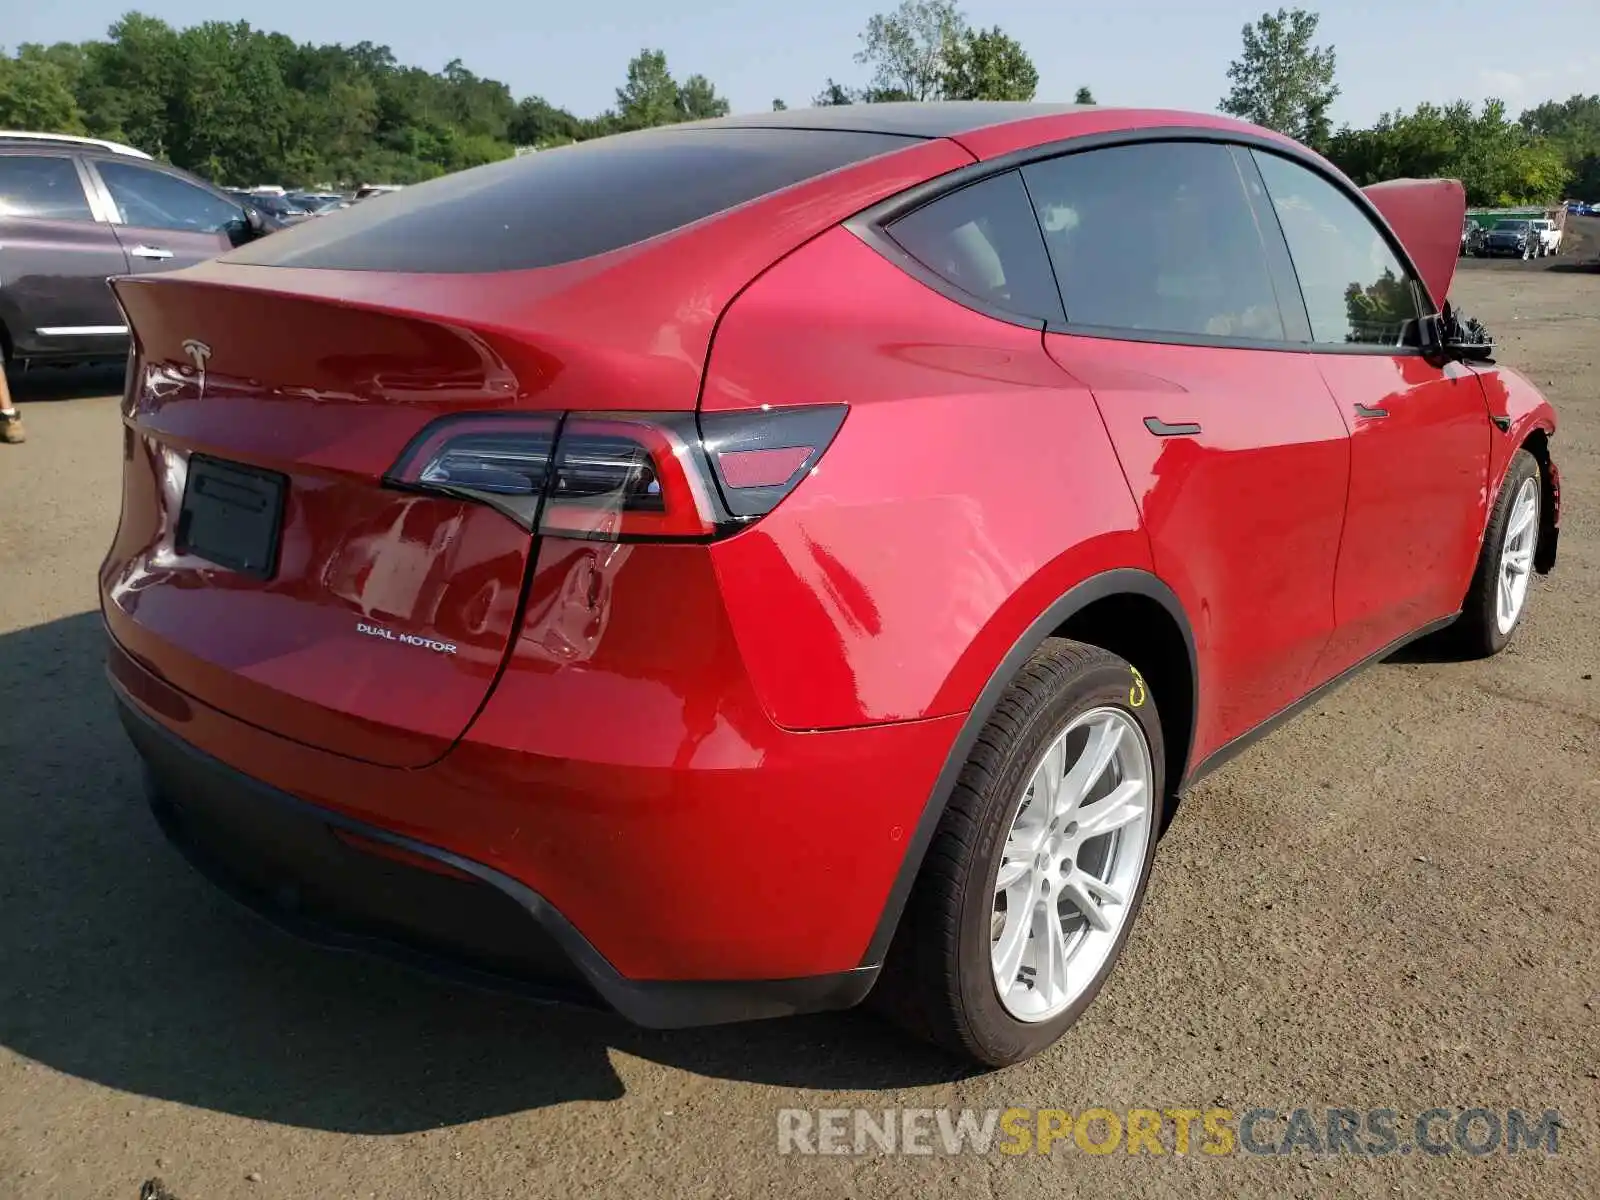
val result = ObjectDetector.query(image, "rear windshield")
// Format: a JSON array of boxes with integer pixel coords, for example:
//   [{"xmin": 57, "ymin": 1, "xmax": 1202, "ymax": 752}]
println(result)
[{"xmin": 224, "ymin": 127, "xmax": 917, "ymax": 273}]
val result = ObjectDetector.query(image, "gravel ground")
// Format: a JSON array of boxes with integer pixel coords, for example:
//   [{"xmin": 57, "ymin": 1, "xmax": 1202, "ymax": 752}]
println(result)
[{"xmin": 0, "ymin": 264, "xmax": 1595, "ymax": 1200}]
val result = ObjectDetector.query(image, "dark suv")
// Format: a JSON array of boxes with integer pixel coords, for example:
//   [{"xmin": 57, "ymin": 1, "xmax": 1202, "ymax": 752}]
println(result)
[{"xmin": 0, "ymin": 133, "xmax": 268, "ymax": 368}]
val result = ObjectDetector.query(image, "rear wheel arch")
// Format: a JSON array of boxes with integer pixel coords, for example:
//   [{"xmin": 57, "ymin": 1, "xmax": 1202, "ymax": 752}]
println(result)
[
  {"xmin": 860, "ymin": 567, "xmax": 1197, "ymax": 966},
  {"xmin": 1053, "ymin": 589, "xmax": 1196, "ymax": 817}
]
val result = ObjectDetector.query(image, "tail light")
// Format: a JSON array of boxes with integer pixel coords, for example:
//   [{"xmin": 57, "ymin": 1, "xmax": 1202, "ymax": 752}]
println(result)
[{"xmin": 385, "ymin": 406, "xmax": 845, "ymax": 542}]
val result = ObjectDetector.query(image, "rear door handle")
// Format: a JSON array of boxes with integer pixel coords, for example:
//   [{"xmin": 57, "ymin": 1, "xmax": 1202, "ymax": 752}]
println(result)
[
  {"xmin": 1144, "ymin": 417, "xmax": 1202, "ymax": 437},
  {"xmin": 1353, "ymin": 403, "xmax": 1389, "ymax": 419},
  {"xmin": 129, "ymin": 245, "xmax": 174, "ymax": 260}
]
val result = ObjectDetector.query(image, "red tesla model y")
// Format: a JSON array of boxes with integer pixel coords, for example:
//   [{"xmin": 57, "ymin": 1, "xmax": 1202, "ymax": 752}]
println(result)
[{"xmin": 102, "ymin": 103, "xmax": 1560, "ymax": 1066}]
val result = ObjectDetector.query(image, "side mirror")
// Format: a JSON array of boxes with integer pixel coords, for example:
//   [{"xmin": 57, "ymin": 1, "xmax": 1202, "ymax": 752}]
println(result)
[
  {"xmin": 1423, "ymin": 306, "xmax": 1496, "ymax": 365},
  {"xmin": 1449, "ymin": 339, "xmax": 1496, "ymax": 363},
  {"xmin": 224, "ymin": 207, "xmax": 267, "ymax": 248}
]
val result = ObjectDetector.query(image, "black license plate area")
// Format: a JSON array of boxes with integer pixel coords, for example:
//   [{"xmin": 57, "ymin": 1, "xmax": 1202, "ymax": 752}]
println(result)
[{"xmin": 176, "ymin": 455, "xmax": 286, "ymax": 578}]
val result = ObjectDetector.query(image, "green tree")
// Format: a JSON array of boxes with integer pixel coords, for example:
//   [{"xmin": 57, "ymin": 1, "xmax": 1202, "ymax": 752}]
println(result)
[
  {"xmin": 939, "ymin": 26, "xmax": 1038, "ymax": 101},
  {"xmin": 79, "ymin": 14, "xmax": 184, "ymax": 155},
  {"xmin": 0, "ymin": 44, "xmax": 87, "ymax": 132},
  {"xmin": 856, "ymin": 0, "xmax": 963, "ymax": 101},
  {"xmin": 676, "ymin": 73, "xmax": 730, "ymax": 121},
  {"xmin": 510, "ymin": 95, "xmax": 582, "ymax": 147},
  {"xmin": 615, "ymin": 48, "xmax": 679, "ymax": 130},
  {"xmin": 1, "ymin": 16, "xmax": 741, "ymax": 188},
  {"xmin": 168, "ymin": 22, "xmax": 292, "ymax": 183},
  {"xmin": 1074, "ymin": 86, "xmax": 1096, "ymax": 105},
  {"xmin": 813, "ymin": 78, "xmax": 856, "ymax": 106},
  {"xmin": 772, "ymin": 98, "xmax": 788, "ymax": 111},
  {"xmin": 1326, "ymin": 99, "xmax": 1571, "ymax": 206},
  {"xmin": 1521, "ymin": 93, "xmax": 1600, "ymax": 198},
  {"xmin": 1220, "ymin": 7, "xmax": 1339, "ymax": 148}
]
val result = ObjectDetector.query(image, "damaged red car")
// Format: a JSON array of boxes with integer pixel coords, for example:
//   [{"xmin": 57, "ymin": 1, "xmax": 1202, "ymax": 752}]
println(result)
[{"xmin": 102, "ymin": 103, "xmax": 1560, "ymax": 1067}]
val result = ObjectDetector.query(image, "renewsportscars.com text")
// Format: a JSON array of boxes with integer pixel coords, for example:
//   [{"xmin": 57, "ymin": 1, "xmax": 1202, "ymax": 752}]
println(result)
[{"xmin": 776, "ymin": 1106, "xmax": 1564, "ymax": 1157}]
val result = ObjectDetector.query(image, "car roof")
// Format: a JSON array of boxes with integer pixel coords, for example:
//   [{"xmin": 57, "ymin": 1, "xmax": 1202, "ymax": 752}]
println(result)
[
  {"xmin": 680, "ymin": 103, "xmax": 1303, "ymax": 165},
  {"xmin": 0, "ymin": 131, "xmax": 152, "ymax": 159},
  {"xmin": 684, "ymin": 102, "xmax": 1096, "ymax": 139}
]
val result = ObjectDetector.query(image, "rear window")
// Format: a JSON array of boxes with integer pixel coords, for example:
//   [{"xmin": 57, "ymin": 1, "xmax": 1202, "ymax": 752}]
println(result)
[
  {"xmin": 224, "ymin": 127, "xmax": 916, "ymax": 273},
  {"xmin": 885, "ymin": 171, "xmax": 1063, "ymax": 323},
  {"xmin": 0, "ymin": 154, "xmax": 92, "ymax": 221}
]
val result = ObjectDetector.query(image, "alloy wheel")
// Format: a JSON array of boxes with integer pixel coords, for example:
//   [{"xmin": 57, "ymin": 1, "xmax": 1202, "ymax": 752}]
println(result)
[
  {"xmin": 990, "ymin": 707, "xmax": 1154, "ymax": 1023},
  {"xmin": 1496, "ymin": 476, "xmax": 1539, "ymax": 635}
]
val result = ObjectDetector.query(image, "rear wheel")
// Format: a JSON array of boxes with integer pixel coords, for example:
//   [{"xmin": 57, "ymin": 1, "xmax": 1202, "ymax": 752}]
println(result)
[
  {"xmin": 877, "ymin": 639, "xmax": 1163, "ymax": 1066},
  {"xmin": 1452, "ymin": 449, "xmax": 1541, "ymax": 657}
]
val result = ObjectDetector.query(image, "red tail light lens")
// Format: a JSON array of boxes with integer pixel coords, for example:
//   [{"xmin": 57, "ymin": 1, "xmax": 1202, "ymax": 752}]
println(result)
[
  {"xmin": 540, "ymin": 414, "xmax": 723, "ymax": 541},
  {"xmin": 386, "ymin": 414, "xmax": 559, "ymax": 528},
  {"xmin": 386, "ymin": 406, "xmax": 845, "ymax": 541}
]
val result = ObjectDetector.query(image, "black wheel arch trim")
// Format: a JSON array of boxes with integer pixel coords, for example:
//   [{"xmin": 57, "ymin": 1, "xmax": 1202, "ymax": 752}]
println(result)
[
  {"xmin": 112, "ymin": 680, "xmax": 879, "ymax": 1028},
  {"xmin": 859, "ymin": 566, "xmax": 1197, "ymax": 966}
]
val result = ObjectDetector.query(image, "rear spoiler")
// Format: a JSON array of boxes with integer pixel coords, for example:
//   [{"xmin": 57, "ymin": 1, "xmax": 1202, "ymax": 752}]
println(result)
[{"xmin": 1362, "ymin": 177, "xmax": 1466, "ymax": 311}]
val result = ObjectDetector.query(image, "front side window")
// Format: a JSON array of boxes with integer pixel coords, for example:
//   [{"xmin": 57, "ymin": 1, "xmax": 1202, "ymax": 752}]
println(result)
[
  {"xmin": 0, "ymin": 155, "xmax": 93, "ymax": 222},
  {"xmin": 885, "ymin": 171, "xmax": 1064, "ymax": 323},
  {"xmin": 1253, "ymin": 151, "xmax": 1424, "ymax": 347},
  {"xmin": 1021, "ymin": 141, "xmax": 1286, "ymax": 341},
  {"xmin": 96, "ymin": 161, "xmax": 242, "ymax": 233}
]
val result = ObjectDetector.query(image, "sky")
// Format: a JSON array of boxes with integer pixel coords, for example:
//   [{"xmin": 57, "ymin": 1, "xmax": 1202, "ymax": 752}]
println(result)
[{"xmin": 9, "ymin": 0, "xmax": 1599, "ymax": 128}]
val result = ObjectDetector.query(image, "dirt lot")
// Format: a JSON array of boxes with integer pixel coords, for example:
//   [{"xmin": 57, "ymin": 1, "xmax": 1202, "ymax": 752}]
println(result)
[{"xmin": 0, "ymin": 262, "xmax": 1595, "ymax": 1200}]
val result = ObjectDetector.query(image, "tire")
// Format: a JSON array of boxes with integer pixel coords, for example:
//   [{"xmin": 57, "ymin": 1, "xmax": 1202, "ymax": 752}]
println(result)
[
  {"xmin": 1451, "ymin": 449, "xmax": 1541, "ymax": 658},
  {"xmin": 875, "ymin": 639, "xmax": 1164, "ymax": 1066}
]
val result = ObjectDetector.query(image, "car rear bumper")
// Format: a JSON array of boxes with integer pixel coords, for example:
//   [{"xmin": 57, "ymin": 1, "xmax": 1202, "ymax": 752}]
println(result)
[
  {"xmin": 107, "ymin": 615, "xmax": 965, "ymax": 1022},
  {"xmin": 116, "ymin": 684, "xmax": 883, "ymax": 1027}
]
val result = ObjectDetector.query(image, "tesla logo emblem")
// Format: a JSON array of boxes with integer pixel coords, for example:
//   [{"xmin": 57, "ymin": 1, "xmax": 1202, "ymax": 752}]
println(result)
[{"xmin": 181, "ymin": 338, "xmax": 211, "ymax": 390}]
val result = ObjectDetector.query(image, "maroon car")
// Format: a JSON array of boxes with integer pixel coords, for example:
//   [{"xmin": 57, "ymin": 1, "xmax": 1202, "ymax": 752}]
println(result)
[{"xmin": 0, "ymin": 132, "xmax": 266, "ymax": 368}]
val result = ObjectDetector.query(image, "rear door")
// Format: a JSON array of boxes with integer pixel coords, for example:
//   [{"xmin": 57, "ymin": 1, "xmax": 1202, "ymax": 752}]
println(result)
[
  {"xmin": 85, "ymin": 157, "xmax": 244, "ymax": 274},
  {"xmin": 1251, "ymin": 150, "xmax": 1490, "ymax": 677},
  {"xmin": 1026, "ymin": 140, "xmax": 1353, "ymax": 760},
  {"xmin": 0, "ymin": 152, "xmax": 130, "ymax": 359}
]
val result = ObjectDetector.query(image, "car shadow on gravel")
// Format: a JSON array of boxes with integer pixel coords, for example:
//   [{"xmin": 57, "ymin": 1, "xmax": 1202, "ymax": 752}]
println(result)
[{"xmin": 0, "ymin": 612, "xmax": 967, "ymax": 1135}]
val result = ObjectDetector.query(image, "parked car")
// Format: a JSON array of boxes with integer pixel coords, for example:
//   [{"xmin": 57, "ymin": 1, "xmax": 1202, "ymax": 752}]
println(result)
[
  {"xmin": 102, "ymin": 103, "xmax": 1560, "ymax": 1067},
  {"xmin": 287, "ymin": 191, "xmax": 348, "ymax": 214},
  {"xmin": 1480, "ymin": 218, "xmax": 1542, "ymax": 259},
  {"xmin": 0, "ymin": 132, "xmax": 273, "ymax": 367},
  {"xmin": 1530, "ymin": 217, "xmax": 1563, "ymax": 255},
  {"xmin": 224, "ymin": 189, "xmax": 312, "ymax": 224},
  {"xmin": 1459, "ymin": 216, "xmax": 1486, "ymax": 256},
  {"xmin": 353, "ymin": 183, "xmax": 403, "ymax": 201}
]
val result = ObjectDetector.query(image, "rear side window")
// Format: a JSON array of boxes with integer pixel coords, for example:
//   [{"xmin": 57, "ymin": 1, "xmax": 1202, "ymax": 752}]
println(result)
[
  {"xmin": 1021, "ymin": 141, "xmax": 1286, "ymax": 341},
  {"xmin": 0, "ymin": 155, "xmax": 92, "ymax": 222},
  {"xmin": 1252, "ymin": 151, "xmax": 1424, "ymax": 347},
  {"xmin": 885, "ymin": 171, "xmax": 1064, "ymax": 323},
  {"xmin": 224, "ymin": 128, "xmax": 917, "ymax": 273}
]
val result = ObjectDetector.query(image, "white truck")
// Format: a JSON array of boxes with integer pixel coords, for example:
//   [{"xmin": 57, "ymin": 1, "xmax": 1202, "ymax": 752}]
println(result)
[{"xmin": 1530, "ymin": 217, "xmax": 1563, "ymax": 256}]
